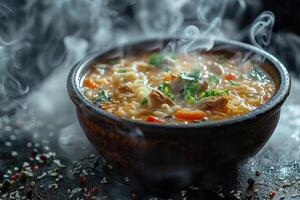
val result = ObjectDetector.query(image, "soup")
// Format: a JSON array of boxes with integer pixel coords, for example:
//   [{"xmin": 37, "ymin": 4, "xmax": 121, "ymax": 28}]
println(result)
[{"xmin": 82, "ymin": 51, "xmax": 276, "ymax": 124}]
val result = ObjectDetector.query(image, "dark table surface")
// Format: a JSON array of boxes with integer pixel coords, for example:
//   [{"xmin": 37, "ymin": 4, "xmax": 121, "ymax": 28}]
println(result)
[{"xmin": 0, "ymin": 64, "xmax": 300, "ymax": 200}]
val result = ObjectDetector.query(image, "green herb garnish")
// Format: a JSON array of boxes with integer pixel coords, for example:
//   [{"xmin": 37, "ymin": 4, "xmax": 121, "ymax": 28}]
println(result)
[
  {"xmin": 200, "ymin": 89, "xmax": 229, "ymax": 98},
  {"xmin": 96, "ymin": 90, "xmax": 109, "ymax": 103},
  {"xmin": 140, "ymin": 98, "xmax": 148, "ymax": 106},
  {"xmin": 158, "ymin": 82, "xmax": 174, "ymax": 100},
  {"xmin": 118, "ymin": 68, "xmax": 128, "ymax": 73},
  {"xmin": 208, "ymin": 75, "xmax": 220, "ymax": 85},
  {"xmin": 183, "ymin": 82, "xmax": 200, "ymax": 103},
  {"xmin": 149, "ymin": 53, "xmax": 164, "ymax": 67},
  {"xmin": 148, "ymin": 53, "xmax": 176, "ymax": 67},
  {"xmin": 229, "ymin": 80, "xmax": 237, "ymax": 86},
  {"xmin": 179, "ymin": 72, "xmax": 201, "ymax": 82}
]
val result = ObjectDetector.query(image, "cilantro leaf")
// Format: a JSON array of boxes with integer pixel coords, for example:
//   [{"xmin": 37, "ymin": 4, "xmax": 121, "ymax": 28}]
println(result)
[
  {"xmin": 208, "ymin": 75, "xmax": 220, "ymax": 85},
  {"xmin": 140, "ymin": 97, "xmax": 148, "ymax": 106},
  {"xmin": 117, "ymin": 68, "xmax": 128, "ymax": 73},
  {"xmin": 179, "ymin": 72, "xmax": 201, "ymax": 82},
  {"xmin": 149, "ymin": 53, "xmax": 164, "ymax": 67},
  {"xmin": 96, "ymin": 90, "xmax": 109, "ymax": 103},
  {"xmin": 148, "ymin": 53, "xmax": 176, "ymax": 68},
  {"xmin": 158, "ymin": 82, "xmax": 174, "ymax": 100},
  {"xmin": 200, "ymin": 89, "xmax": 229, "ymax": 98},
  {"xmin": 182, "ymin": 82, "xmax": 199, "ymax": 103}
]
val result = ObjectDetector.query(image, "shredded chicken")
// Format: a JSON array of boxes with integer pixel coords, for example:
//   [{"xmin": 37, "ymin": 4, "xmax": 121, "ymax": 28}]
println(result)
[
  {"xmin": 118, "ymin": 84, "xmax": 132, "ymax": 93},
  {"xmin": 198, "ymin": 96, "xmax": 228, "ymax": 110},
  {"xmin": 149, "ymin": 89, "xmax": 175, "ymax": 108}
]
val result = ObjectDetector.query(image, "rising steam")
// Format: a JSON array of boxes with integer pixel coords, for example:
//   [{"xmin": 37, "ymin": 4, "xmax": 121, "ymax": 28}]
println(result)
[
  {"xmin": 250, "ymin": 11, "xmax": 275, "ymax": 49},
  {"xmin": 0, "ymin": 0, "xmax": 298, "ymax": 114}
]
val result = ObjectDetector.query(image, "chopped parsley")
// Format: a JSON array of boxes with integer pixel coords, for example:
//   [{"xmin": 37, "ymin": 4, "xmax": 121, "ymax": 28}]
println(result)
[
  {"xmin": 158, "ymin": 82, "xmax": 174, "ymax": 100},
  {"xmin": 177, "ymin": 71, "xmax": 202, "ymax": 103},
  {"xmin": 117, "ymin": 68, "xmax": 128, "ymax": 73},
  {"xmin": 208, "ymin": 75, "xmax": 220, "ymax": 85},
  {"xmin": 229, "ymin": 80, "xmax": 237, "ymax": 86},
  {"xmin": 148, "ymin": 53, "xmax": 176, "ymax": 67},
  {"xmin": 149, "ymin": 53, "xmax": 164, "ymax": 67},
  {"xmin": 182, "ymin": 82, "xmax": 199, "ymax": 103},
  {"xmin": 96, "ymin": 90, "xmax": 109, "ymax": 103},
  {"xmin": 179, "ymin": 72, "xmax": 201, "ymax": 82},
  {"xmin": 140, "ymin": 97, "xmax": 148, "ymax": 106},
  {"xmin": 200, "ymin": 89, "xmax": 229, "ymax": 98}
]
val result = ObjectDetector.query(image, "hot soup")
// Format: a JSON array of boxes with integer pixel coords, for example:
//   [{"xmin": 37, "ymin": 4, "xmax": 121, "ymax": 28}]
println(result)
[{"xmin": 82, "ymin": 51, "xmax": 276, "ymax": 124}]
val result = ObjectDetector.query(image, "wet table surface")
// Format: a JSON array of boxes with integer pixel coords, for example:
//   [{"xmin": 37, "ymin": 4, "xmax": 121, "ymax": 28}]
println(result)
[{"xmin": 0, "ymin": 65, "xmax": 300, "ymax": 200}]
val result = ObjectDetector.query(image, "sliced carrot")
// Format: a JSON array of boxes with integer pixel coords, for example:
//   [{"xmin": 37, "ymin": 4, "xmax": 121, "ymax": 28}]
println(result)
[
  {"xmin": 146, "ymin": 115, "xmax": 162, "ymax": 123},
  {"xmin": 83, "ymin": 78, "xmax": 98, "ymax": 89},
  {"xmin": 175, "ymin": 110, "xmax": 206, "ymax": 121},
  {"xmin": 223, "ymin": 73, "xmax": 237, "ymax": 81},
  {"xmin": 164, "ymin": 73, "xmax": 172, "ymax": 82}
]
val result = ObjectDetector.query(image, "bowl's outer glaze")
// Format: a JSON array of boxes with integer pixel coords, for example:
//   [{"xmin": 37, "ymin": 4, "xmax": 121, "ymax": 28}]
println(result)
[
  {"xmin": 77, "ymin": 106, "xmax": 280, "ymax": 173},
  {"xmin": 67, "ymin": 38, "xmax": 290, "ymax": 184}
]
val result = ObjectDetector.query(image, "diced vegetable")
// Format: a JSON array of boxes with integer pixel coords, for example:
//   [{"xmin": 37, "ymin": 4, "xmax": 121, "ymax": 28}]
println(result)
[
  {"xmin": 224, "ymin": 73, "xmax": 237, "ymax": 80},
  {"xmin": 148, "ymin": 53, "xmax": 176, "ymax": 67},
  {"xmin": 148, "ymin": 53, "xmax": 164, "ymax": 67},
  {"xmin": 200, "ymin": 89, "xmax": 229, "ymax": 98},
  {"xmin": 158, "ymin": 82, "xmax": 174, "ymax": 100},
  {"xmin": 179, "ymin": 72, "xmax": 201, "ymax": 82},
  {"xmin": 178, "ymin": 72, "xmax": 202, "ymax": 103},
  {"xmin": 83, "ymin": 78, "xmax": 98, "ymax": 89},
  {"xmin": 118, "ymin": 68, "xmax": 128, "ymax": 73},
  {"xmin": 164, "ymin": 73, "xmax": 172, "ymax": 82},
  {"xmin": 229, "ymin": 80, "xmax": 237, "ymax": 86},
  {"xmin": 208, "ymin": 75, "xmax": 220, "ymax": 85},
  {"xmin": 146, "ymin": 115, "xmax": 162, "ymax": 123},
  {"xmin": 140, "ymin": 97, "xmax": 148, "ymax": 106},
  {"xmin": 175, "ymin": 110, "xmax": 206, "ymax": 121},
  {"xmin": 96, "ymin": 90, "xmax": 109, "ymax": 102},
  {"xmin": 183, "ymin": 82, "xmax": 199, "ymax": 103}
]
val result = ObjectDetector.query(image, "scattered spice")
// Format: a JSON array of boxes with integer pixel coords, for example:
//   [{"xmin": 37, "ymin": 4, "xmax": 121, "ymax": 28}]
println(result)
[
  {"xmin": 80, "ymin": 175, "xmax": 87, "ymax": 185},
  {"xmin": 268, "ymin": 191, "xmax": 276, "ymax": 198},
  {"xmin": 132, "ymin": 192, "xmax": 138, "ymax": 200},
  {"xmin": 255, "ymin": 170, "xmax": 261, "ymax": 176},
  {"xmin": 10, "ymin": 173, "xmax": 19, "ymax": 181},
  {"xmin": 90, "ymin": 186, "xmax": 97, "ymax": 193}
]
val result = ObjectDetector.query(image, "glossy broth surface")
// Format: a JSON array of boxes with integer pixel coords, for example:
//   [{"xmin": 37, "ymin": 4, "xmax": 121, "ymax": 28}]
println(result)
[{"xmin": 82, "ymin": 51, "xmax": 276, "ymax": 124}]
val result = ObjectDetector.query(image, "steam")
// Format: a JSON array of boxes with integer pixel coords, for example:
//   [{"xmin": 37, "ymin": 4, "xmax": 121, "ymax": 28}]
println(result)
[
  {"xmin": 250, "ymin": 11, "xmax": 275, "ymax": 50},
  {"xmin": 0, "ymin": 0, "xmax": 277, "ymax": 114}
]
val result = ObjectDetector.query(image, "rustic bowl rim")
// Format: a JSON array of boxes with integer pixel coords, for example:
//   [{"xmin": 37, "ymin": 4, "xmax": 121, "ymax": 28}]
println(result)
[{"xmin": 67, "ymin": 38, "xmax": 291, "ymax": 129}]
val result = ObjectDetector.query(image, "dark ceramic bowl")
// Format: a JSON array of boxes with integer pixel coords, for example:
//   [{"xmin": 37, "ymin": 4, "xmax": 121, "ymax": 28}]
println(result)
[{"xmin": 67, "ymin": 38, "xmax": 290, "ymax": 186}]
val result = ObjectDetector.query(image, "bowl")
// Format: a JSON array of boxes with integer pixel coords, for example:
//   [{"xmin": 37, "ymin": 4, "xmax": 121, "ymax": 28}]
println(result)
[{"xmin": 67, "ymin": 38, "xmax": 290, "ymax": 187}]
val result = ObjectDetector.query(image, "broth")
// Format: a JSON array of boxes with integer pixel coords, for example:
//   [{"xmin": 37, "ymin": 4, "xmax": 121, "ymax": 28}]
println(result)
[{"xmin": 82, "ymin": 51, "xmax": 276, "ymax": 124}]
